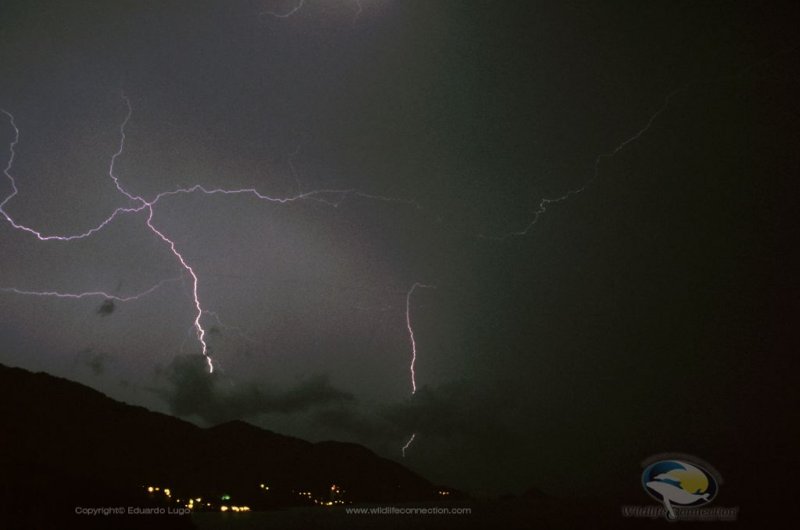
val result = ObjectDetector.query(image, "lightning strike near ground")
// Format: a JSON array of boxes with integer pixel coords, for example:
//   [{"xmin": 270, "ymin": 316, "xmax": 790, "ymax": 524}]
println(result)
[
  {"xmin": 0, "ymin": 97, "xmax": 419, "ymax": 376},
  {"xmin": 401, "ymin": 283, "xmax": 433, "ymax": 455},
  {"xmin": 405, "ymin": 282, "xmax": 435, "ymax": 395},
  {"xmin": 0, "ymin": 1, "xmax": 793, "ymax": 514},
  {"xmin": 401, "ymin": 433, "xmax": 416, "ymax": 458}
]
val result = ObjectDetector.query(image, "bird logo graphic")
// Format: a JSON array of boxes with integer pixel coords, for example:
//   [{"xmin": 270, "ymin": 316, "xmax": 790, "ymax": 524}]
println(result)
[{"xmin": 642, "ymin": 459, "xmax": 718, "ymax": 520}]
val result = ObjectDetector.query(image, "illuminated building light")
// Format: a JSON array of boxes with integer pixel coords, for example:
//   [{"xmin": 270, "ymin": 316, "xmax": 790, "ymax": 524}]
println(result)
[
  {"xmin": 147, "ymin": 486, "xmax": 154, "ymax": 493},
  {"xmin": 220, "ymin": 506, "xmax": 229, "ymax": 512}
]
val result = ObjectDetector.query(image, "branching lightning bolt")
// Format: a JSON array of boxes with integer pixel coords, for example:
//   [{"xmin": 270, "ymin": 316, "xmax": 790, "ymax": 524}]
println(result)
[
  {"xmin": 0, "ymin": 278, "xmax": 179, "ymax": 302},
  {"xmin": 1, "ymin": 96, "xmax": 420, "ymax": 375},
  {"xmin": 1, "ymin": 98, "xmax": 215, "ymax": 371},
  {"xmin": 396, "ymin": 86, "xmax": 688, "ymax": 455},
  {"xmin": 479, "ymin": 86, "xmax": 688, "ymax": 240},
  {"xmin": 3, "ymin": 9, "xmax": 792, "ymax": 464}
]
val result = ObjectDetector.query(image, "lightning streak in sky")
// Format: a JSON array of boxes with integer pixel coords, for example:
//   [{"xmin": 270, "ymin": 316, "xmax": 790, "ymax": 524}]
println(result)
[
  {"xmin": 76, "ymin": 95, "xmax": 214, "ymax": 373},
  {"xmin": 261, "ymin": 0, "xmax": 305, "ymax": 19},
  {"xmin": 1, "ymin": 97, "xmax": 218, "ymax": 372},
  {"xmin": 1, "ymin": 106, "xmax": 154, "ymax": 243},
  {"xmin": 0, "ymin": 278, "xmax": 178, "ymax": 302},
  {"xmin": 480, "ymin": 85, "xmax": 688, "ymax": 240},
  {"xmin": 143, "ymin": 205, "xmax": 214, "ymax": 371},
  {"xmin": 261, "ymin": 0, "xmax": 365, "ymax": 24},
  {"xmin": 405, "ymin": 282, "xmax": 435, "ymax": 395},
  {"xmin": 396, "ymin": 86, "xmax": 687, "ymax": 453},
  {"xmin": 401, "ymin": 433, "xmax": 416, "ymax": 458},
  {"xmin": 402, "ymin": 282, "xmax": 433, "ymax": 456},
  {"xmin": 1, "ymin": 96, "xmax": 419, "ymax": 375},
  {"xmin": 148, "ymin": 184, "xmax": 421, "ymax": 209}
]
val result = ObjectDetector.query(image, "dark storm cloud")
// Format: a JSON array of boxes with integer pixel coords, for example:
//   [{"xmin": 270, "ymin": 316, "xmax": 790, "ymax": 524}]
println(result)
[
  {"xmin": 96, "ymin": 299, "xmax": 115, "ymax": 317},
  {"xmin": 315, "ymin": 379, "xmax": 522, "ymax": 444},
  {"xmin": 314, "ymin": 405, "xmax": 392, "ymax": 441},
  {"xmin": 311, "ymin": 379, "xmax": 534, "ymax": 494},
  {"xmin": 74, "ymin": 348, "xmax": 110, "ymax": 376},
  {"xmin": 382, "ymin": 383, "xmax": 492, "ymax": 436},
  {"xmin": 159, "ymin": 355, "xmax": 353, "ymax": 424},
  {"xmin": 86, "ymin": 353, "xmax": 107, "ymax": 376}
]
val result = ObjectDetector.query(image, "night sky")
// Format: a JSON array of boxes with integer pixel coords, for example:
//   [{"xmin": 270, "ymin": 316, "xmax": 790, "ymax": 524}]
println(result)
[{"xmin": 1, "ymin": 1, "xmax": 797, "ymax": 498}]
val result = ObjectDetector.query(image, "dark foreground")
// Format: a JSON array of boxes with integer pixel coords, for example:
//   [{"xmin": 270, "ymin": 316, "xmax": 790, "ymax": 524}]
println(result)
[{"xmin": 189, "ymin": 497, "xmax": 767, "ymax": 530}]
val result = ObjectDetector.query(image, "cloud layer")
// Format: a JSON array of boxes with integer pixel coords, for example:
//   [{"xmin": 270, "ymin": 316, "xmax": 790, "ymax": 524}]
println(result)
[{"xmin": 160, "ymin": 355, "xmax": 353, "ymax": 424}]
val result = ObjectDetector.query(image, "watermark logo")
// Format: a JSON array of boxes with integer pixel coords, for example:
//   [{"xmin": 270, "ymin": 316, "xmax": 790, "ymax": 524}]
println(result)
[
  {"xmin": 621, "ymin": 453, "xmax": 738, "ymax": 522},
  {"xmin": 642, "ymin": 458, "xmax": 717, "ymax": 519}
]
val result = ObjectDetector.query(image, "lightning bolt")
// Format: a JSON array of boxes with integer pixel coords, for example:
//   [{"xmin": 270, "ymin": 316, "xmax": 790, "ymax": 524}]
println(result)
[
  {"xmin": 401, "ymin": 433, "xmax": 416, "ymax": 458},
  {"xmin": 1, "ymin": 95, "xmax": 420, "ymax": 375},
  {"xmin": 143, "ymin": 205, "xmax": 214, "ymax": 372},
  {"xmin": 479, "ymin": 85, "xmax": 688, "ymax": 240},
  {"xmin": 405, "ymin": 282, "xmax": 435, "ymax": 394},
  {"xmin": 2, "ymin": 7, "xmax": 791, "ymax": 465},
  {"xmin": 1, "ymin": 97, "xmax": 217, "ymax": 371},
  {"xmin": 396, "ymin": 86, "xmax": 689, "ymax": 455},
  {"xmin": 0, "ymin": 109, "xmax": 144, "ymax": 242},
  {"xmin": 401, "ymin": 283, "xmax": 433, "ymax": 456},
  {"xmin": 0, "ymin": 278, "xmax": 178, "ymax": 302},
  {"xmin": 88, "ymin": 94, "xmax": 216, "ymax": 373},
  {"xmin": 261, "ymin": 0, "xmax": 306, "ymax": 19},
  {"xmin": 261, "ymin": 0, "xmax": 365, "ymax": 24},
  {"xmin": 148, "ymin": 184, "xmax": 421, "ymax": 210}
]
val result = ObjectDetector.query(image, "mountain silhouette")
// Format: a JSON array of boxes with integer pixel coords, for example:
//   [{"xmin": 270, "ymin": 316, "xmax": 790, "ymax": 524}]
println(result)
[{"xmin": 0, "ymin": 363, "xmax": 449, "ymax": 528}]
